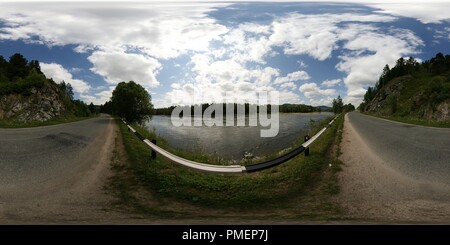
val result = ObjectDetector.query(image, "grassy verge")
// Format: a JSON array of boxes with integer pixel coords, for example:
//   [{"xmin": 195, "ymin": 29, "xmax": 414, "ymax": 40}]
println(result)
[
  {"xmin": 0, "ymin": 114, "xmax": 100, "ymax": 128},
  {"xmin": 112, "ymin": 114, "xmax": 345, "ymax": 220},
  {"xmin": 363, "ymin": 112, "xmax": 450, "ymax": 128}
]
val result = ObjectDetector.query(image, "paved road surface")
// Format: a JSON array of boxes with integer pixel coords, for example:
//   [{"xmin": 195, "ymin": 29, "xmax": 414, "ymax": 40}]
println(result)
[
  {"xmin": 0, "ymin": 115, "xmax": 122, "ymax": 223},
  {"xmin": 338, "ymin": 112, "xmax": 450, "ymax": 222},
  {"xmin": 347, "ymin": 112, "xmax": 450, "ymax": 185}
]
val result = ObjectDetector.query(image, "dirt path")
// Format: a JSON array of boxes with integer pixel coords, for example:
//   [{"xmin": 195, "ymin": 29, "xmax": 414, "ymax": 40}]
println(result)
[{"xmin": 337, "ymin": 113, "xmax": 450, "ymax": 223}]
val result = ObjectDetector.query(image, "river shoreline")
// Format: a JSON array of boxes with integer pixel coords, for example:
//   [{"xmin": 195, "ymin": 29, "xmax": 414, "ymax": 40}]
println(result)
[{"xmin": 145, "ymin": 112, "xmax": 333, "ymax": 160}]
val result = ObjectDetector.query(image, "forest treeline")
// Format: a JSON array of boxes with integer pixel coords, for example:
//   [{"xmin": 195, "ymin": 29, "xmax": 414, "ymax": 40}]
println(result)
[{"xmin": 151, "ymin": 103, "xmax": 325, "ymax": 116}]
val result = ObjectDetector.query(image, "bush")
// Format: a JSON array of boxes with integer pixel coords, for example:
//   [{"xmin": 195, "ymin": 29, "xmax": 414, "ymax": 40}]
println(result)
[
  {"xmin": 425, "ymin": 78, "xmax": 450, "ymax": 110},
  {"xmin": 0, "ymin": 77, "xmax": 45, "ymax": 95},
  {"xmin": 388, "ymin": 95, "xmax": 397, "ymax": 114}
]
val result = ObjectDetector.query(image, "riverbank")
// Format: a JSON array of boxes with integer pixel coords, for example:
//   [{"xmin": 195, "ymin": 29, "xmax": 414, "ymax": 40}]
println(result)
[
  {"xmin": 144, "ymin": 112, "xmax": 333, "ymax": 161},
  {"xmin": 108, "ymin": 114, "xmax": 346, "ymax": 222}
]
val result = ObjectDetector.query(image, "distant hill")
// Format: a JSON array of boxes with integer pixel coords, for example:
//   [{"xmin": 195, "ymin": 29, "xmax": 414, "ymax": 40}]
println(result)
[
  {"xmin": 359, "ymin": 53, "xmax": 450, "ymax": 122},
  {"xmin": 279, "ymin": 103, "xmax": 320, "ymax": 113},
  {"xmin": 0, "ymin": 53, "xmax": 93, "ymax": 124},
  {"xmin": 317, "ymin": 105, "xmax": 332, "ymax": 112}
]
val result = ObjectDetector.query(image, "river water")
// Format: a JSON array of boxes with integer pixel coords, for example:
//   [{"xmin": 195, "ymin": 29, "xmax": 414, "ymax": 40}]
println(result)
[{"xmin": 144, "ymin": 112, "xmax": 333, "ymax": 161}]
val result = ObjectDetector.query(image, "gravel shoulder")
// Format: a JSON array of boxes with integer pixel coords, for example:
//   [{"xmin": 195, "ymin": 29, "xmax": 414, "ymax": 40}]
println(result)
[{"xmin": 338, "ymin": 113, "xmax": 450, "ymax": 223}]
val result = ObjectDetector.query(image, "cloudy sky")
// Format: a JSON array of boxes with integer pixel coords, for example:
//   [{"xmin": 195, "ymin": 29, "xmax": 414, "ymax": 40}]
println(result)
[{"xmin": 0, "ymin": 1, "xmax": 449, "ymax": 107}]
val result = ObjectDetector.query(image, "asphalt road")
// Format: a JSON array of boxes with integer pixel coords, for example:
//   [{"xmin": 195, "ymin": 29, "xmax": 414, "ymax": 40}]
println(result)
[
  {"xmin": 347, "ymin": 112, "xmax": 450, "ymax": 186},
  {"xmin": 0, "ymin": 115, "xmax": 111, "ymax": 185},
  {"xmin": 0, "ymin": 114, "xmax": 118, "ymax": 223}
]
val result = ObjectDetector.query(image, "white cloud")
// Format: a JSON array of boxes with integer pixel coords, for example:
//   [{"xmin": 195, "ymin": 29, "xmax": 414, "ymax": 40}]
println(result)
[
  {"xmin": 237, "ymin": 23, "xmax": 271, "ymax": 34},
  {"xmin": 299, "ymin": 83, "xmax": 335, "ymax": 98},
  {"xmin": 432, "ymin": 27, "xmax": 450, "ymax": 42},
  {"xmin": 0, "ymin": 1, "xmax": 230, "ymax": 95},
  {"xmin": 280, "ymin": 82, "xmax": 297, "ymax": 90},
  {"xmin": 88, "ymin": 51, "xmax": 161, "ymax": 87},
  {"xmin": 0, "ymin": 2, "xmax": 230, "ymax": 58},
  {"xmin": 163, "ymin": 8, "xmax": 422, "ymax": 107},
  {"xmin": 321, "ymin": 79, "xmax": 341, "ymax": 87},
  {"xmin": 69, "ymin": 67, "xmax": 83, "ymax": 73},
  {"xmin": 297, "ymin": 60, "xmax": 308, "ymax": 68},
  {"xmin": 274, "ymin": 71, "xmax": 310, "ymax": 85},
  {"xmin": 269, "ymin": 14, "xmax": 338, "ymax": 61},
  {"xmin": 268, "ymin": 13, "xmax": 396, "ymax": 60},
  {"xmin": 335, "ymin": 26, "xmax": 423, "ymax": 105},
  {"xmin": 0, "ymin": 1, "xmax": 431, "ymax": 107},
  {"xmin": 168, "ymin": 54, "xmax": 282, "ymax": 105},
  {"xmin": 369, "ymin": 3, "xmax": 450, "ymax": 24},
  {"xmin": 40, "ymin": 63, "xmax": 91, "ymax": 94},
  {"xmin": 80, "ymin": 86, "xmax": 115, "ymax": 105},
  {"xmin": 266, "ymin": 12, "xmax": 422, "ymax": 105},
  {"xmin": 278, "ymin": 90, "xmax": 303, "ymax": 104},
  {"xmin": 310, "ymin": 96, "xmax": 334, "ymax": 107},
  {"xmin": 222, "ymin": 28, "xmax": 272, "ymax": 64}
]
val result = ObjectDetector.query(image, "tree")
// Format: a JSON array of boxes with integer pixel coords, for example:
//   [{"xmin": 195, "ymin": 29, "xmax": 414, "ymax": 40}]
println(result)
[
  {"xmin": 28, "ymin": 60, "xmax": 43, "ymax": 75},
  {"xmin": 395, "ymin": 57, "xmax": 405, "ymax": 74},
  {"xmin": 111, "ymin": 81, "xmax": 153, "ymax": 123},
  {"xmin": 58, "ymin": 81, "xmax": 74, "ymax": 100},
  {"xmin": 100, "ymin": 101, "xmax": 113, "ymax": 114},
  {"xmin": 88, "ymin": 102, "xmax": 96, "ymax": 114},
  {"xmin": 445, "ymin": 55, "xmax": 450, "ymax": 70},
  {"xmin": 378, "ymin": 64, "xmax": 390, "ymax": 89},
  {"xmin": 343, "ymin": 103, "xmax": 355, "ymax": 112},
  {"xmin": 7, "ymin": 53, "xmax": 29, "ymax": 80},
  {"xmin": 364, "ymin": 86, "xmax": 374, "ymax": 104},
  {"xmin": 430, "ymin": 52, "xmax": 446, "ymax": 74},
  {"xmin": 0, "ymin": 56, "xmax": 8, "ymax": 83},
  {"xmin": 406, "ymin": 57, "xmax": 419, "ymax": 74},
  {"xmin": 332, "ymin": 95, "xmax": 344, "ymax": 114}
]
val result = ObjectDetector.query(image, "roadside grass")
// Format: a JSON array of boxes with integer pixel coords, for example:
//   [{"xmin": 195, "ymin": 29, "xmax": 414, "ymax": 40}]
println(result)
[
  {"xmin": 363, "ymin": 112, "xmax": 450, "ymax": 128},
  {"xmin": 0, "ymin": 114, "xmax": 99, "ymax": 128},
  {"xmin": 112, "ymin": 113, "xmax": 345, "ymax": 220}
]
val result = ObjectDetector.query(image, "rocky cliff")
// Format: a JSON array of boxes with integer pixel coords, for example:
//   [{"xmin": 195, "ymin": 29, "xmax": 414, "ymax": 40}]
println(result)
[
  {"xmin": 365, "ymin": 75, "xmax": 450, "ymax": 122},
  {"xmin": 0, "ymin": 82, "xmax": 65, "ymax": 123},
  {"xmin": 361, "ymin": 53, "xmax": 450, "ymax": 123}
]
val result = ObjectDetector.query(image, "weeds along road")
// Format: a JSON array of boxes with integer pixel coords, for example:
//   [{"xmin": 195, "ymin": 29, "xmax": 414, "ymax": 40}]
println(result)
[
  {"xmin": 0, "ymin": 114, "xmax": 124, "ymax": 223},
  {"xmin": 339, "ymin": 112, "xmax": 450, "ymax": 222}
]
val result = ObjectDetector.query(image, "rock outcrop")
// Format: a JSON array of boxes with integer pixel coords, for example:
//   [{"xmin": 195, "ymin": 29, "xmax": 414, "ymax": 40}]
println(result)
[
  {"xmin": 0, "ymin": 82, "xmax": 65, "ymax": 123},
  {"xmin": 365, "ymin": 75, "xmax": 450, "ymax": 122}
]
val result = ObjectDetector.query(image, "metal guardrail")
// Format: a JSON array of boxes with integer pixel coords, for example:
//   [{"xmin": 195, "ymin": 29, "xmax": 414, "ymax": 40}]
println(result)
[{"xmin": 122, "ymin": 116, "xmax": 337, "ymax": 174}]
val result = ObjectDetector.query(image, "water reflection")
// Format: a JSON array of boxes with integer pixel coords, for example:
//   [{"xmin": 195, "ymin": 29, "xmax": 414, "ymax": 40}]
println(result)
[{"xmin": 145, "ymin": 112, "xmax": 333, "ymax": 160}]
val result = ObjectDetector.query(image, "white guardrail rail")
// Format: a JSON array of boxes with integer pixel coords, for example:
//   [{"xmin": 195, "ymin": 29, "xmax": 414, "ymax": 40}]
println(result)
[{"xmin": 122, "ymin": 116, "xmax": 337, "ymax": 174}]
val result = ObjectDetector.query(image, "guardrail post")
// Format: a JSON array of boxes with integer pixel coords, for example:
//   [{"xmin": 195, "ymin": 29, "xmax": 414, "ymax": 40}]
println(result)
[
  {"xmin": 151, "ymin": 139, "xmax": 157, "ymax": 159},
  {"xmin": 304, "ymin": 135, "xmax": 310, "ymax": 156}
]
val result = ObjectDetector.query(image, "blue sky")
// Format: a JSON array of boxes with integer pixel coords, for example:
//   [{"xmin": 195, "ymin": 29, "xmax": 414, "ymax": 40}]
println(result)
[{"xmin": 0, "ymin": 1, "xmax": 449, "ymax": 107}]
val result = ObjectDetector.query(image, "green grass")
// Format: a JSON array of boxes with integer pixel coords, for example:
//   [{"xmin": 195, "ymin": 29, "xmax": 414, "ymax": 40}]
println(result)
[
  {"xmin": 113, "ymin": 114, "xmax": 345, "ymax": 220},
  {"xmin": 364, "ymin": 112, "xmax": 450, "ymax": 128},
  {"xmin": 0, "ymin": 114, "xmax": 99, "ymax": 128}
]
